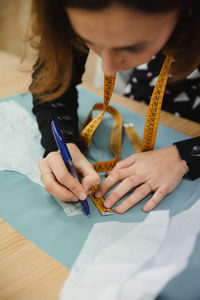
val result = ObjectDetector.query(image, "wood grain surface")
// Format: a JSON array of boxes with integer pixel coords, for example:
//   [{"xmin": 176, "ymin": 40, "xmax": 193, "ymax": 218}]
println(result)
[{"xmin": 0, "ymin": 219, "xmax": 69, "ymax": 300}]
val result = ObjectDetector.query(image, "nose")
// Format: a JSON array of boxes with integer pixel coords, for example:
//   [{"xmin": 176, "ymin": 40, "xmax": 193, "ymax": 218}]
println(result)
[{"xmin": 101, "ymin": 50, "xmax": 124, "ymax": 76}]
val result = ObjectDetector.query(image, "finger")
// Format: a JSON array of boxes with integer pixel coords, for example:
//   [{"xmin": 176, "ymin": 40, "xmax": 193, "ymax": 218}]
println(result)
[
  {"xmin": 115, "ymin": 182, "xmax": 152, "ymax": 214},
  {"xmin": 143, "ymin": 188, "xmax": 168, "ymax": 212},
  {"xmin": 95, "ymin": 167, "xmax": 137, "ymax": 198},
  {"xmin": 67, "ymin": 146, "xmax": 101, "ymax": 193},
  {"xmin": 103, "ymin": 175, "xmax": 143, "ymax": 208},
  {"xmin": 41, "ymin": 171, "xmax": 79, "ymax": 202},
  {"xmin": 82, "ymin": 173, "xmax": 101, "ymax": 194},
  {"xmin": 105, "ymin": 154, "xmax": 137, "ymax": 176},
  {"xmin": 38, "ymin": 157, "xmax": 51, "ymax": 174},
  {"xmin": 47, "ymin": 152, "xmax": 87, "ymax": 200},
  {"xmin": 76, "ymin": 160, "xmax": 101, "ymax": 192}
]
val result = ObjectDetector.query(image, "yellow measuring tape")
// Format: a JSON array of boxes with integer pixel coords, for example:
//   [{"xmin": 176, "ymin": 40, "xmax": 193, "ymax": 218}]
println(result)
[
  {"xmin": 142, "ymin": 55, "xmax": 173, "ymax": 151},
  {"xmin": 80, "ymin": 55, "xmax": 173, "ymax": 215},
  {"xmin": 81, "ymin": 102, "xmax": 123, "ymax": 172},
  {"xmin": 90, "ymin": 185, "xmax": 115, "ymax": 215}
]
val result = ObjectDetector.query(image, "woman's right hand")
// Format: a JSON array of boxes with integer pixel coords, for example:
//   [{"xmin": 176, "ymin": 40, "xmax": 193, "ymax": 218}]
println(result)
[{"xmin": 38, "ymin": 143, "xmax": 100, "ymax": 202}]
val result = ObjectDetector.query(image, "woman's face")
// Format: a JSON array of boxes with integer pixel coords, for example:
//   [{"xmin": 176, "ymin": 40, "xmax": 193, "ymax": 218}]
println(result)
[{"xmin": 67, "ymin": 4, "xmax": 178, "ymax": 75}]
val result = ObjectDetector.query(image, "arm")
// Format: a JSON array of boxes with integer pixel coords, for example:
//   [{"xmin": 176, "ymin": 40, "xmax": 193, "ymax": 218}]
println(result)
[
  {"xmin": 32, "ymin": 48, "xmax": 88, "ymax": 157},
  {"xmin": 31, "ymin": 49, "xmax": 100, "ymax": 202},
  {"xmin": 174, "ymin": 136, "xmax": 200, "ymax": 180}
]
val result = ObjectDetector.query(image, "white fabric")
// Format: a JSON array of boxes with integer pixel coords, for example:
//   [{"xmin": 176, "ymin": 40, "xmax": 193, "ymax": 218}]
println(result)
[
  {"xmin": 120, "ymin": 198, "xmax": 200, "ymax": 300},
  {"xmin": 0, "ymin": 100, "xmax": 82, "ymax": 216},
  {"xmin": 60, "ymin": 211, "xmax": 169, "ymax": 299},
  {"xmin": 60, "ymin": 199, "xmax": 200, "ymax": 300}
]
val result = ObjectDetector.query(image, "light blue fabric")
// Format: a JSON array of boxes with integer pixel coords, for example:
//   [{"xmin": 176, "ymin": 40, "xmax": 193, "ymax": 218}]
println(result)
[{"xmin": 0, "ymin": 88, "xmax": 200, "ymax": 299}]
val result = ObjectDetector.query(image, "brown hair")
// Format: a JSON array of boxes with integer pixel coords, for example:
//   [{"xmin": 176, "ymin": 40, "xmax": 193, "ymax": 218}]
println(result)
[{"xmin": 29, "ymin": 0, "xmax": 200, "ymax": 101}]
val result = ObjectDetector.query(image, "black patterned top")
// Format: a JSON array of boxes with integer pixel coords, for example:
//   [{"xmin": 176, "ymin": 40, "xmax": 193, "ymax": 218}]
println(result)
[{"xmin": 124, "ymin": 53, "xmax": 200, "ymax": 123}]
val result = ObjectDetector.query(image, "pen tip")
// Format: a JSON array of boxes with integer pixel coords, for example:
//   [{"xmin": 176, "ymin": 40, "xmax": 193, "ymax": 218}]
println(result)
[
  {"xmin": 80, "ymin": 199, "xmax": 90, "ymax": 217},
  {"xmin": 84, "ymin": 210, "xmax": 90, "ymax": 217}
]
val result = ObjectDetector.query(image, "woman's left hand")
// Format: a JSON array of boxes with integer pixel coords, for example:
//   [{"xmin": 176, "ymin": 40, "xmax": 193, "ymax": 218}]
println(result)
[{"xmin": 95, "ymin": 145, "xmax": 188, "ymax": 213}]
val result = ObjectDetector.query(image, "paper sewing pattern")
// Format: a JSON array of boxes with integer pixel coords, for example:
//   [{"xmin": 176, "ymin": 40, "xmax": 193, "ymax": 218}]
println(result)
[
  {"xmin": 0, "ymin": 100, "xmax": 82, "ymax": 216},
  {"xmin": 60, "ymin": 211, "xmax": 170, "ymax": 300},
  {"xmin": 60, "ymin": 199, "xmax": 200, "ymax": 300},
  {"xmin": 120, "ymin": 198, "xmax": 200, "ymax": 300},
  {"xmin": 63, "ymin": 221, "xmax": 139, "ymax": 279}
]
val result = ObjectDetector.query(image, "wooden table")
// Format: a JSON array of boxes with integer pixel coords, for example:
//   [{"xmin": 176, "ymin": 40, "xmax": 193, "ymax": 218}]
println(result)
[
  {"xmin": 0, "ymin": 51, "xmax": 199, "ymax": 300},
  {"xmin": 0, "ymin": 51, "xmax": 68, "ymax": 300}
]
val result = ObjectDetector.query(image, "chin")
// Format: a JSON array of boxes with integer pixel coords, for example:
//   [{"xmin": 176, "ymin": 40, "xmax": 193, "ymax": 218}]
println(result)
[
  {"xmin": 119, "ymin": 66, "xmax": 137, "ymax": 71},
  {"xmin": 119, "ymin": 66, "xmax": 135, "ymax": 71}
]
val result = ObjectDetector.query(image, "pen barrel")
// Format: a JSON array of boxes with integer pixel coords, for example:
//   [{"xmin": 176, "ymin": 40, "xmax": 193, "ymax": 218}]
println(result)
[{"xmin": 66, "ymin": 161, "xmax": 79, "ymax": 180}]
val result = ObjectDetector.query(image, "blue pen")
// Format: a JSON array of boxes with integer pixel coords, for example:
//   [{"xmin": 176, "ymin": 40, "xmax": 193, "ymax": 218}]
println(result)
[{"xmin": 51, "ymin": 120, "xmax": 90, "ymax": 217}]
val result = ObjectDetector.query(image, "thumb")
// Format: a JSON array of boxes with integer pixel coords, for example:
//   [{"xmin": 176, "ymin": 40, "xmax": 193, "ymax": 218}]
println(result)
[{"xmin": 82, "ymin": 168, "xmax": 101, "ymax": 193}]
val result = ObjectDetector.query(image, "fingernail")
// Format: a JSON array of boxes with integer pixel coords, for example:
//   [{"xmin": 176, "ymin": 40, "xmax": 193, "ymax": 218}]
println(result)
[
  {"xmin": 104, "ymin": 199, "xmax": 112, "ymax": 208},
  {"xmin": 95, "ymin": 191, "xmax": 101, "ymax": 198},
  {"xmin": 116, "ymin": 206, "xmax": 124, "ymax": 213},
  {"xmin": 72, "ymin": 196, "xmax": 79, "ymax": 202},
  {"xmin": 79, "ymin": 192, "xmax": 87, "ymax": 200},
  {"xmin": 85, "ymin": 184, "xmax": 91, "ymax": 193},
  {"xmin": 143, "ymin": 202, "xmax": 153, "ymax": 212},
  {"xmin": 116, "ymin": 204, "xmax": 126, "ymax": 213}
]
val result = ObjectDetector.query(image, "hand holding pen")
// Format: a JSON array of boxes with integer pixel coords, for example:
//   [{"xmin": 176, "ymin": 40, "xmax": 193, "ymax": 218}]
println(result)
[
  {"xmin": 51, "ymin": 120, "xmax": 91, "ymax": 216},
  {"xmin": 37, "ymin": 120, "xmax": 100, "ymax": 215}
]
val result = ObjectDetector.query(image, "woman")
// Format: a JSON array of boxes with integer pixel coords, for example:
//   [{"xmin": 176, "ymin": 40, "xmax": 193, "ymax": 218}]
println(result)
[{"xmin": 30, "ymin": 0, "xmax": 200, "ymax": 214}]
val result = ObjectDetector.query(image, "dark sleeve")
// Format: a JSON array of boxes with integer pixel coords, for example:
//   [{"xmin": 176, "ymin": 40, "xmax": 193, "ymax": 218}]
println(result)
[
  {"xmin": 174, "ymin": 136, "xmax": 200, "ymax": 180},
  {"xmin": 32, "ymin": 49, "xmax": 88, "ymax": 157}
]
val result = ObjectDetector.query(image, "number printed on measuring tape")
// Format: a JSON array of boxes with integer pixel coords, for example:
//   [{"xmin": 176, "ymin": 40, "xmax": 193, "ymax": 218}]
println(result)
[{"xmin": 142, "ymin": 56, "xmax": 173, "ymax": 151}]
